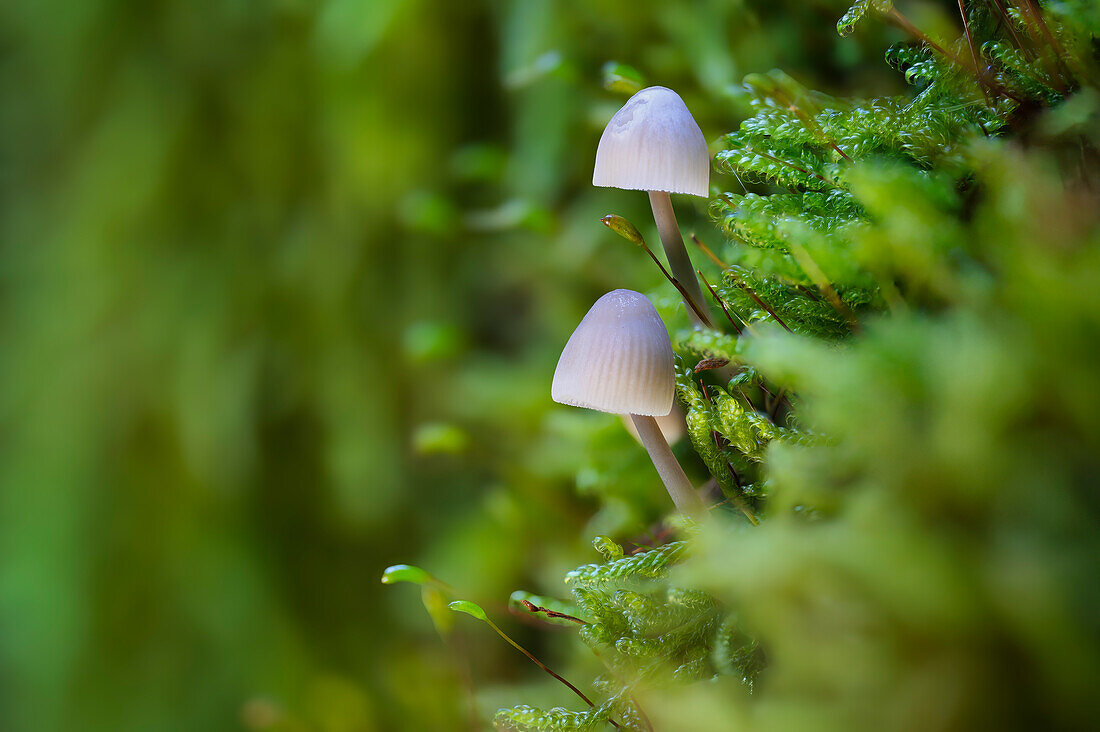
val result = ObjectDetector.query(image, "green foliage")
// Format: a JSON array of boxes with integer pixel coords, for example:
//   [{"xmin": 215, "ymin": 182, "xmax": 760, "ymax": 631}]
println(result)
[
  {"xmin": 443, "ymin": 2, "xmax": 1100, "ymax": 730},
  {"xmin": 836, "ymin": 1, "xmax": 894, "ymax": 37},
  {"xmin": 565, "ymin": 540, "xmax": 689, "ymax": 586},
  {"xmin": 500, "ymin": 536, "xmax": 761, "ymax": 731},
  {"xmin": 494, "ymin": 702, "xmax": 615, "ymax": 732}
]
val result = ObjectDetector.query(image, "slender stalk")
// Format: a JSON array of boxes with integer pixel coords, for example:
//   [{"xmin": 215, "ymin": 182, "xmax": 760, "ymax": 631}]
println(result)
[
  {"xmin": 889, "ymin": 7, "xmax": 960, "ymax": 63},
  {"xmin": 735, "ymin": 147, "xmax": 836, "ymax": 186},
  {"xmin": 648, "ymin": 191, "xmax": 711, "ymax": 327},
  {"xmin": 691, "ymin": 233, "xmax": 728, "ymax": 269},
  {"xmin": 634, "ymin": 235, "xmax": 712, "ymax": 326},
  {"xmin": 768, "ymin": 86, "xmax": 853, "ymax": 162},
  {"xmin": 1017, "ymin": 0, "xmax": 1074, "ymax": 86},
  {"xmin": 987, "ymin": 0, "xmax": 1029, "ymax": 56},
  {"xmin": 697, "ymin": 268, "xmax": 750, "ymax": 335},
  {"xmin": 630, "ymin": 414, "xmax": 707, "ymax": 518},
  {"xmin": 786, "ymin": 241, "xmax": 860, "ymax": 332},
  {"xmin": 519, "ymin": 599, "xmax": 586, "ymax": 625},
  {"xmin": 482, "ymin": 616, "xmax": 624, "ymax": 729},
  {"xmin": 727, "ymin": 273, "xmax": 793, "ymax": 333},
  {"xmin": 888, "ymin": 6, "xmax": 1027, "ymax": 104},
  {"xmin": 957, "ymin": 0, "xmax": 990, "ymax": 101},
  {"xmin": 698, "ymin": 384, "xmax": 760, "ymax": 526}
]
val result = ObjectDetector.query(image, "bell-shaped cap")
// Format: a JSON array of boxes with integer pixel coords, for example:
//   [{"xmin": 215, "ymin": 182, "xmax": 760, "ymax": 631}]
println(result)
[
  {"xmin": 593, "ymin": 86, "xmax": 710, "ymax": 197},
  {"xmin": 552, "ymin": 290, "xmax": 675, "ymax": 416}
]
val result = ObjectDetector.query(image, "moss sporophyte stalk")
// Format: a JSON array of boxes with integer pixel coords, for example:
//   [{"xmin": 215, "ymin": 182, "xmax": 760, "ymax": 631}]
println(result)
[{"xmin": 385, "ymin": 2, "xmax": 1100, "ymax": 729}]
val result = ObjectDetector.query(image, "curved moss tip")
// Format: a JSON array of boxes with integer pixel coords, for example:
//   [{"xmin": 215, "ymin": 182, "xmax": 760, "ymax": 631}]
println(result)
[
  {"xmin": 592, "ymin": 535, "xmax": 624, "ymax": 561},
  {"xmin": 381, "ymin": 564, "xmax": 432, "ymax": 585},
  {"xmin": 447, "ymin": 600, "xmax": 488, "ymax": 622}
]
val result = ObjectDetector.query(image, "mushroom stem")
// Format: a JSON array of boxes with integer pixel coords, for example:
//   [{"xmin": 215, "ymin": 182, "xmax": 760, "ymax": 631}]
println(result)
[
  {"xmin": 648, "ymin": 191, "xmax": 711, "ymax": 328},
  {"xmin": 630, "ymin": 414, "xmax": 707, "ymax": 518}
]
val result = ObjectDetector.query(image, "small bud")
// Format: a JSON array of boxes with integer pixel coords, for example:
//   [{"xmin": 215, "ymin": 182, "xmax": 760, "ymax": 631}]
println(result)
[
  {"xmin": 600, "ymin": 61, "xmax": 645, "ymax": 95},
  {"xmin": 381, "ymin": 564, "xmax": 434, "ymax": 585},
  {"xmin": 600, "ymin": 214, "xmax": 645, "ymax": 245},
  {"xmin": 448, "ymin": 600, "xmax": 489, "ymax": 622},
  {"xmin": 694, "ymin": 357, "xmax": 731, "ymax": 373},
  {"xmin": 592, "ymin": 535, "xmax": 625, "ymax": 561}
]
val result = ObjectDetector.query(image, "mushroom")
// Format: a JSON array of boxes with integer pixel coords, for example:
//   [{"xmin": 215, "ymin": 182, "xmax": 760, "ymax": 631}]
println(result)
[
  {"xmin": 552, "ymin": 289, "xmax": 706, "ymax": 518},
  {"xmin": 593, "ymin": 86, "xmax": 712, "ymax": 327}
]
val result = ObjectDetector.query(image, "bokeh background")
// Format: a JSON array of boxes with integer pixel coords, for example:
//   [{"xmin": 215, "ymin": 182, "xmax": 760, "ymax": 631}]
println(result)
[{"xmin": 0, "ymin": 1, "xmax": 984, "ymax": 729}]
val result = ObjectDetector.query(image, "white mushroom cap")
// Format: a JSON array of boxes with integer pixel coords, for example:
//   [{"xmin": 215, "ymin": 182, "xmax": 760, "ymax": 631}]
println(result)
[
  {"xmin": 593, "ymin": 86, "xmax": 710, "ymax": 197},
  {"xmin": 552, "ymin": 289, "xmax": 675, "ymax": 416}
]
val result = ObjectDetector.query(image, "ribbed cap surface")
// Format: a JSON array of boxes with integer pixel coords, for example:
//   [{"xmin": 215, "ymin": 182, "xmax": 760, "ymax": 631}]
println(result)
[
  {"xmin": 552, "ymin": 290, "xmax": 675, "ymax": 416},
  {"xmin": 593, "ymin": 86, "xmax": 710, "ymax": 197}
]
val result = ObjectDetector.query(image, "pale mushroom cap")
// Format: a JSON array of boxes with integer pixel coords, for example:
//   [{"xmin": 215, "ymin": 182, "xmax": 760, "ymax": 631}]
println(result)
[
  {"xmin": 552, "ymin": 289, "xmax": 675, "ymax": 416},
  {"xmin": 593, "ymin": 86, "xmax": 710, "ymax": 197}
]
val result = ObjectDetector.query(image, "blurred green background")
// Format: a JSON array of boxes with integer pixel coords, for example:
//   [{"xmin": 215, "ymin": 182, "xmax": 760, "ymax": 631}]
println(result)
[{"xmin": 0, "ymin": 1, "xmax": 992, "ymax": 729}]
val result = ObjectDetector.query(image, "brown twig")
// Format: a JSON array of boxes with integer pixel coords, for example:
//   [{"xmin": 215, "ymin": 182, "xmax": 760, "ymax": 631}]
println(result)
[
  {"xmin": 691, "ymin": 233, "xmax": 728, "ymax": 269},
  {"xmin": 727, "ymin": 273, "xmax": 793, "ymax": 333},
  {"xmin": 734, "ymin": 147, "xmax": 836, "ymax": 187},
  {"xmin": 769, "ymin": 387, "xmax": 787, "ymax": 422},
  {"xmin": 987, "ymin": 0, "xmax": 1030, "ymax": 55},
  {"xmin": 519, "ymin": 600, "xmax": 586, "ymax": 625},
  {"xmin": 768, "ymin": 85, "xmax": 854, "ymax": 163},
  {"xmin": 602, "ymin": 215, "xmax": 712, "ymax": 327},
  {"xmin": 888, "ymin": 6, "xmax": 1027, "ymax": 104},
  {"xmin": 785, "ymin": 241, "xmax": 861, "ymax": 333},
  {"xmin": 635, "ymin": 239, "xmax": 712, "ymax": 326},
  {"xmin": 699, "ymin": 383, "xmax": 760, "ymax": 526},
  {"xmin": 1016, "ymin": 0, "xmax": 1073, "ymax": 87},
  {"xmin": 697, "ymin": 269, "xmax": 747, "ymax": 335},
  {"xmin": 889, "ymin": 7, "xmax": 961, "ymax": 63},
  {"xmin": 957, "ymin": 0, "xmax": 991, "ymax": 101},
  {"xmin": 757, "ymin": 380, "xmax": 794, "ymax": 416},
  {"xmin": 695, "ymin": 357, "xmax": 732, "ymax": 373}
]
